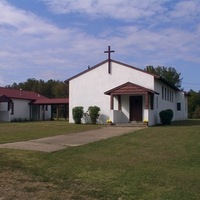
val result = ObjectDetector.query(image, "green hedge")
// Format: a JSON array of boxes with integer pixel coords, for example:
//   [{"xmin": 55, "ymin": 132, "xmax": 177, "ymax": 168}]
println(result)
[
  {"xmin": 88, "ymin": 106, "xmax": 101, "ymax": 124},
  {"xmin": 72, "ymin": 106, "xmax": 84, "ymax": 124},
  {"xmin": 159, "ymin": 109, "xmax": 173, "ymax": 125}
]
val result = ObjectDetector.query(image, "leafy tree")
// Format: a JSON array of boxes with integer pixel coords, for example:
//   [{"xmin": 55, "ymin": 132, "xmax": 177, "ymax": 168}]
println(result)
[
  {"xmin": 188, "ymin": 90, "xmax": 200, "ymax": 118},
  {"xmin": 193, "ymin": 106, "xmax": 200, "ymax": 118},
  {"xmin": 145, "ymin": 66, "xmax": 183, "ymax": 89},
  {"xmin": 6, "ymin": 79, "xmax": 69, "ymax": 98}
]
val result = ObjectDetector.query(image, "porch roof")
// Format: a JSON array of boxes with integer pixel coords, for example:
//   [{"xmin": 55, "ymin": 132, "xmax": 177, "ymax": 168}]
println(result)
[
  {"xmin": 0, "ymin": 95, "xmax": 12, "ymax": 102},
  {"xmin": 30, "ymin": 98, "xmax": 69, "ymax": 105},
  {"xmin": 104, "ymin": 82, "xmax": 159, "ymax": 95}
]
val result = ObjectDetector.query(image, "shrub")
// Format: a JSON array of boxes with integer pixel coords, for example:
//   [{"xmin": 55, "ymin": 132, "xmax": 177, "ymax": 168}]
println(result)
[
  {"xmin": 72, "ymin": 106, "xmax": 84, "ymax": 124},
  {"xmin": 159, "ymin": 109, "xmax": 173, "ymax": 125},
  {"xmin": 88, "ymin": 106, "xmax": 101, "ymax": 124}
]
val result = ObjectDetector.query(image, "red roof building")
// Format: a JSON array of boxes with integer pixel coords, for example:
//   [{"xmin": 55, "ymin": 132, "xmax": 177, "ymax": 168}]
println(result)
[{"xmin": 0, "ymin": 87, "xmax": 69, "ymax": 122}]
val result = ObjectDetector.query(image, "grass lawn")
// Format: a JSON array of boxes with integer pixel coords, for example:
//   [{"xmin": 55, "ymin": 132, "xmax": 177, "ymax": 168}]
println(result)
[
  {"xmin": 0, "ymin": 120, "xmax": 200, "ymax": 199},
  {"xmin": 0, "ymin": 121, "xmax": 102, "ymax": 144}
]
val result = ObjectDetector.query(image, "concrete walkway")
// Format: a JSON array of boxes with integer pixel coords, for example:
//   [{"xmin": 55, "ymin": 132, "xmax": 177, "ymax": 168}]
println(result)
[{"xmin": 0, "ymin": 126, "xmax": 145, "ymax": 153}]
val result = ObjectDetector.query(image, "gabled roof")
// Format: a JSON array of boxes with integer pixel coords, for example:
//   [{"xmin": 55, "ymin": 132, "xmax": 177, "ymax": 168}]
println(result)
[
  {"xmin": 105, "ymin": 82, "xmax": 159, "ymax": 95},
  {"xmin": 65, "ymin": 59, "xmax": 108, "ymax": 82},
  {"xmin": 0, "ymin": 87, "xmax": 47, "ymax": 100},
  {"xmin": 65, "ymin": 59, "xmax": 180, "ymax": 91},
  {"xmin": 0, "ymin": 87, "xmax": 69, "ymax": 105}
]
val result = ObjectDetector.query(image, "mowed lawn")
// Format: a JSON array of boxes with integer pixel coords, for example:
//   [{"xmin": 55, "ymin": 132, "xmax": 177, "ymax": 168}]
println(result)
[
  {"xmin": 0, "ymin": 120, "xmax": 200, "ymax": 200},
  {"xmin": 0, "ymin": 121, "xmax": 102, "ymax": 144}
]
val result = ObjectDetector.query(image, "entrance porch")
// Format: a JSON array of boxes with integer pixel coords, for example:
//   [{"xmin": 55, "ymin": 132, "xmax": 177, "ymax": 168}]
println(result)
[{"xmin": 104, "ymin": 82, "xmax": 158, "ymax": 125}]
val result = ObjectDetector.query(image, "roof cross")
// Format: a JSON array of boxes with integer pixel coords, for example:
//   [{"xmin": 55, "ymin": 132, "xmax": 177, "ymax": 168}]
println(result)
[{"xmin": 104, "ymin": 46, "xmax": 115, "ymax": 74}]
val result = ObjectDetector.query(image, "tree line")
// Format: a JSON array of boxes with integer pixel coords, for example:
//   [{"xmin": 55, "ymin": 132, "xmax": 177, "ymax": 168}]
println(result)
[{"xmin": 6, "ymin": 78, "xmax": 69, "ymax": 98}]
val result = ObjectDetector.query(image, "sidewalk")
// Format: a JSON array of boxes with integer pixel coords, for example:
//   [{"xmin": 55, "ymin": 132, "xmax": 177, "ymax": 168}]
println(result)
[{"xmin": 0, "ymin": 126, "xmax": 145, "ymax": 152}]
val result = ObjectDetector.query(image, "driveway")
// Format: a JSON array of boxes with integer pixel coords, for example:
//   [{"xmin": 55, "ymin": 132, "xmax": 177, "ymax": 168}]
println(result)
[{"xmin": 0, "ymin": 126, "xmax": 145, "ymax": 152}]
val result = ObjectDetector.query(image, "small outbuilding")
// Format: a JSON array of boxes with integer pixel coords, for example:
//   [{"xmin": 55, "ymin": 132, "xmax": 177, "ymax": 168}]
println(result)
[{"xmin": 0, "ymin": 87, "xmax": 68, "ymax": 122}]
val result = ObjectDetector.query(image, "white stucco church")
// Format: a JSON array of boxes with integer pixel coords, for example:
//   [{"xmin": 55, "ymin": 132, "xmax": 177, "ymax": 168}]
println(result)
[{"xmin": 66, "ymin": 47, "xmax": 188, "ymax": 126}]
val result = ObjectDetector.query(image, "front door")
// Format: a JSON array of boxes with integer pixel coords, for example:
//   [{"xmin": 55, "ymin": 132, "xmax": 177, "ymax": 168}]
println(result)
[{"xmin": 130, "ymin": 96, "xmax": 142, "ymax": 121}]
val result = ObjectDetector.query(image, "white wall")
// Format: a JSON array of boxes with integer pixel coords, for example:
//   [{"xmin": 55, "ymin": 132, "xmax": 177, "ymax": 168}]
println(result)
[
  {"xmin": 39, "ymin": 105, "xmax": 51, "ymax": 120},
  {"xmin": 10, "ymin": 99, "xmax": 30, "ymax": 121},
  {"xmin": 0, "ymin": 102, "xmax": 10, "ymax": 121},
  {"xmin": 154, "ymin": 79, "xmax": 187, "ymax": 124},
  {"xmin": 175, "ymin": 92, "xmax": 188, "ymax": 120},
  {"xmin": 69, "ymin": 61, "xmax": 154, "ymax": 123},
  {"xmin": 0, "ymin": 102, "xmax": 8, "ymax": 111}
]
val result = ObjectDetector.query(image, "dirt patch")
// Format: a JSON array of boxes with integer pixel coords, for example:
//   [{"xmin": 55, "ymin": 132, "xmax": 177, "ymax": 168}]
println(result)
[{"xmin": 0, "ymin": 170, "xmax": 73, "ymax": 200}]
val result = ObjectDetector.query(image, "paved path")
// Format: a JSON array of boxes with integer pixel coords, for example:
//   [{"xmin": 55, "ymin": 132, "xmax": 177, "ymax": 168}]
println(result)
[{"xmin": 0, "ymin": 126, "xmax": 145, "ymax": 153}]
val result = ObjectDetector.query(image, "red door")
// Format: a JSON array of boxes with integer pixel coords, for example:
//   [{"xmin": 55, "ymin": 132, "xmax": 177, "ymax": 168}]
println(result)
[{"xmin": 130, "ymin": 96, "xmax": 142, "ymax": 121}]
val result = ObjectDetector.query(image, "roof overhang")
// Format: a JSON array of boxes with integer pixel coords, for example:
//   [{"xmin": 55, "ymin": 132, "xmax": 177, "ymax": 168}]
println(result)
[
  {"xmin": 104, "ymin": 82, "xmax": 159, "ymax": 96},
  {"xmin": 30, "ymin": 98, "xmax": 69, "ymax": 105},
  {"xmin": 0, "ymin": 95, "xmax": 12, "ymax": 103}
]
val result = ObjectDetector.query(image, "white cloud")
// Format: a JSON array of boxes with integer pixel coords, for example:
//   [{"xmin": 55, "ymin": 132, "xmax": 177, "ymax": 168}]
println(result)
[
  {"xmin": 42, "ymin": 0, "xmax": 168, "ymax": 20},
  {"xmin": 170, "ymin": 1, "xmax": 200, "ymax": 18},
  {"xmin": 0, "ymin": 0, "xmax": 200, "ymax": 90}
]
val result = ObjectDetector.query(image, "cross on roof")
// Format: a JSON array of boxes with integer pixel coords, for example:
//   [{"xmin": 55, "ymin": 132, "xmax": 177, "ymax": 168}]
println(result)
[{"xmin": 104, "ymin": 46, "xmax": 115, "ymax": 74}]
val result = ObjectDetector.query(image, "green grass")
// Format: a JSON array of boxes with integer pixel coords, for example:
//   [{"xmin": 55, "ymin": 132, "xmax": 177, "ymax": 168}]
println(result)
[
  {"xmin": 0, "ymin": 121, "xmax": 102, "ymax": 144},
  {"xmin": 0, "ymin": 120, "xmax": 200, "ymax": 199}
]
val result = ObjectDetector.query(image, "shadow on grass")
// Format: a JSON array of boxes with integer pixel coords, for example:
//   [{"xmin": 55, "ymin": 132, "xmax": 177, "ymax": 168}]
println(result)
[{"xmin": 172, "ymin": 119, "xmax": 200, "ymax": 126}]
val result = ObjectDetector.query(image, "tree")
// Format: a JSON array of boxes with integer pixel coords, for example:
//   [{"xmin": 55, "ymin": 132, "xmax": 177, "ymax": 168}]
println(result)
[
  {"xmin": 145, "ymin": 66, "xmax": 183, "ymax": 89},
  {"xmin": 188, "ymin": 90, "xmax": 200, "ymax": 118},
  {"xmin": 6, "ymin": 78, "xmax": 69, "ymax": 98}
]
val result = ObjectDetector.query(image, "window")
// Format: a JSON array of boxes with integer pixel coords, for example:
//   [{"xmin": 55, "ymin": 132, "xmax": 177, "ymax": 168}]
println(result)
[
  {"xmin": 8, "ymin": 102, "xmax": 14, "ymax": 114},
  {"xmin": 177, "ymin": 103, "xmax": 181, "ymax": 111},
  {"xmin": 162, "ymin": 86, "xmax": 174, "ymax": 103},
  {"xmin": 156, "ymin": 96, "xmax": 158, "ymax": 109},
  {"xmin": 150, "ymin": 94, "xmax": 154, "ymax": 110},
  {"xmin": 167, "ymin": 89, "xmax": 169, "ymax": 101},
  {"xmin": 162, "ymin": 86, "xmax": 164, "ymax": 99},
  {"xmin": 170, "ymin": 91, "xmax": 172, "ymax": 102}
]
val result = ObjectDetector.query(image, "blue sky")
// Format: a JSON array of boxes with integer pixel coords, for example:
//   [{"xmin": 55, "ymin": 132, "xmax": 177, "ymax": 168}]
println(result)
[{"xmin": 0, "ymin": 0, "xmax": 200, "ymax": 91}]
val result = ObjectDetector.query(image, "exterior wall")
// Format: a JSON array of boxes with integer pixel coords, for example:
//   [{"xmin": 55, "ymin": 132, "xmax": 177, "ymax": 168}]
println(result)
[
  {"xmin": 175, "ymin": 92, "xmax": 188, "ymax": 120},
  {"xmin": 0, "ymin": 102, "xmax": 10, "ymax": 121},
  {"xmin": 10, "ymin": 99, "xmax": 31, "ymax": 121},
  {"xmin": 0, "ymin": 102, "xmax": 8, "ymax": 111},
  {"xmin": 39, "ymin": 105, "xmax": 51, "ymax": 120},
  {"xmin": 0, "ymin": 99, "xmax": 52, "ymax": 122},
  {"xmin": 31, "ymin": 105, "xmax": 51, "ymax": 121},
  {"xmin": 69, "ymin": 61, "xmax": 187, "ymax": 125},
  {"xmin": 69, "ymin": 61, "xmax": 154, "ymax": 124},
  {"xmin": 153, "ymin": 79, "xmax": 188, "ymax": 124}
]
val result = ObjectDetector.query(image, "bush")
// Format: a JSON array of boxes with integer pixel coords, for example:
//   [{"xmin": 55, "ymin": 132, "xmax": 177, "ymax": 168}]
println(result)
[
  {"xmin": 88, "ymin": 106, "xmax": 101, "ymax": 124},
  {"xmin": 159, "ymin": 109, "xmax": 173, "ymax": 125},
  {"xmin": 72, "ymin": 106, "xmax": 84, "ymax": 124}
]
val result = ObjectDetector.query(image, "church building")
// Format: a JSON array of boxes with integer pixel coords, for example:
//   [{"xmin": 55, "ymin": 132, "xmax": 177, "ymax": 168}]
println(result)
[{"xmin": 65, "ymin": 47, "xmax": 188, "ymax": 126}]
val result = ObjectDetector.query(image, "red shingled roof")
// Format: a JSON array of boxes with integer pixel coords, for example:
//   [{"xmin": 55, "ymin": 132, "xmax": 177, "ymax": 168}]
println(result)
[
  {"xmin": 31, "ymin": 98, "xmax": 69, "ymax": 105},
  {"xmin": 0, "ymin": 87, "xmax": 69, "ymax": 105},
  {"xmin": 0, "ymin": 87, "xmax": 48, "ymax": 100}
]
